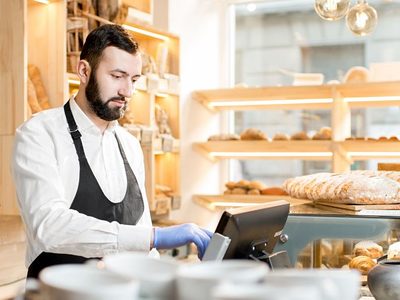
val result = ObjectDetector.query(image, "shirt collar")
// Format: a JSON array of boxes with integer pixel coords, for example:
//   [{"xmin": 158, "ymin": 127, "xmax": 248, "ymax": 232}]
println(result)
[{"xmin": 69, "ymin": 96, "xmax": 118, "ymax": 135}]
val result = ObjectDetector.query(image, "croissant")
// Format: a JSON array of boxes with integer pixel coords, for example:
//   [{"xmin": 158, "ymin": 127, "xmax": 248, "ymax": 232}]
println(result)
[{"xmin": 348, "ymin": 255, "xmax": 376, "ymax": 275}]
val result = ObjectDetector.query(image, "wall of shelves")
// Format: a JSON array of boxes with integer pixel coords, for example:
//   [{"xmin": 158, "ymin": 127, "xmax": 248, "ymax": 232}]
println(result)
[{"xmin": 192, "ymin": 81, "xmax": 400, "ymax": 208}]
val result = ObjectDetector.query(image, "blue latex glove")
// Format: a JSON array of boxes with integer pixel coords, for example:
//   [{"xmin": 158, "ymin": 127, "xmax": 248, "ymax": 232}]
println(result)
[{"xmin": 153, "ymin": 223, "xmax": 213, "ymax": 259}]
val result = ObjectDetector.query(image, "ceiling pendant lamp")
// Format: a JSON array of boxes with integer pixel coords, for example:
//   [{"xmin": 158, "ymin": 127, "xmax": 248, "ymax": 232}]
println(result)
[
  {"xmin": 314, "ymin": 0, "xmax": 351, "ymax": 20},
  {"xmin": 346, "ymin": 0, "xmax": 378, "ymax": 36}
]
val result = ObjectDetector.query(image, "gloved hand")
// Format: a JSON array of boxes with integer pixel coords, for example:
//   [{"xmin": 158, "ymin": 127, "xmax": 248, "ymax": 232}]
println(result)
[{"xmin": 153, "ymin": 223, "xmax": 213, "ymax": 259}]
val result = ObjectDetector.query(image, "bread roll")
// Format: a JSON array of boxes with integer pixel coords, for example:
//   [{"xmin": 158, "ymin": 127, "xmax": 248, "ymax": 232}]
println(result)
[
  {"xmin": 388, "ymin": 241, "xmax": 400, "ymax": 260},
  {"xmin": 235, "ymin": 180, "xmax": 251, "ymax": 189},
  {"xmin": 348, "ymin": 255, "xmax": 376, "ymax": 275},
  {"xmin": 231, "ymin": 187, "xmax": 247, "ymax": 195},
  {"xmin": 208, "ymin": 133, "xmax": 240, "ymax": 141},
  {"xmin": 312, "ymin": 126, "xmax": 332, "ymax": 140},
  {"xmin": 248, "ymin": 180, "xmax": 266, "ymax": 190},
  {"xmin": 225, "ymin": 181, "xmax": 237, "ymax": 190},
  {"xmin": 290, "ymin": 131, "xmax": 309, "ymax": 140},
  {"xmin": 223, "ymin": 189, "xmax": 232, "ymax": 195},
  {"xmin": 273, "ymin": 133, "xmax": 290, "ymax": 141},
  {"xmin": 343, "ymin": 66, "xmax": 370, "ymax": 84},
  {"xmin": 247, "ymin": 188, "xmax": 260, "ymax": 195},
  {"xmin": 240, "ymin": 128, "xmax": 268, "ymax": 141}
]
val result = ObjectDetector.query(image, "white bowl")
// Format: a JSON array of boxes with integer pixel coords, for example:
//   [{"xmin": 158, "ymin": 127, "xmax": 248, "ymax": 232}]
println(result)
[
  {"xmin": 176, "ymin": 260, "xmax": 270, "ymax": 300},
  {"xmin": 212, "ymin": 282, "xmax": 321, "ymax": 300},
  {"xmin": 265, "ymin": 269, "xmax": 360, "ymax": 300},
  {"xmin": 39, "ymin": 264, "xmax": 139, "ymax": 300},
  {"xmin": 103, "ymin": 251, "xmax": 179, "ymax": 300}
]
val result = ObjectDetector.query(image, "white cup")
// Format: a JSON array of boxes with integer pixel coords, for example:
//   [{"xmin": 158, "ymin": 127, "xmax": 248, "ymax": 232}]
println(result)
[
  {"xmin": 212, "ymin": 282, "xmax": 321, "ymax": 300},
  {"xmin": 264, "ymin": 269, "xmax": 360, "ymax": 300},
  {"xmin": 103, "ymin": 251, "xmax": 179, "ymax": 300},
  {"xmin": 176, "ymin": 260, "xmax": 270, "ymax": 300},
  {"xmin": 39, "ymin": 264, "xmax": 139, "ymax": 300}
]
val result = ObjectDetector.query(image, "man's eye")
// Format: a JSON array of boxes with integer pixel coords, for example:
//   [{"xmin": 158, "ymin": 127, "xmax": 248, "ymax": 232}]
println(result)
[{"xmin": 112, "ymin": 75, "xmax": 122, "ymax": 79}]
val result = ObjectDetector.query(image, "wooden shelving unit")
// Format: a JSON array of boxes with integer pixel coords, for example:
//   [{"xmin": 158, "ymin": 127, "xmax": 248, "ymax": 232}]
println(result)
[
  {"xmin": 192, "ymin": 81, "xmax": 400, "ymax": 111},
  {"xmin": 192, "ymin": 81, "xmax": 400, "ymax": 210}
]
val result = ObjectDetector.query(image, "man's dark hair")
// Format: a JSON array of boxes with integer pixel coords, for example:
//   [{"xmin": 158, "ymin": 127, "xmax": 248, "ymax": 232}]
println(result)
[{"xmin": 80, "ymin": 24, "xmax": 139, "ymax": 71}]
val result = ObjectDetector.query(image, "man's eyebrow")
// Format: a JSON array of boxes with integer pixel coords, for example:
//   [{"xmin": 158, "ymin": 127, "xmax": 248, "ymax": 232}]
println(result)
[
  {"xmin": 111, "ymin": 69, "xmax": 129, "ymax": 75},
  {"xmin": 111, "ymin": 69, "xmax": 141, "ymax": 79}
]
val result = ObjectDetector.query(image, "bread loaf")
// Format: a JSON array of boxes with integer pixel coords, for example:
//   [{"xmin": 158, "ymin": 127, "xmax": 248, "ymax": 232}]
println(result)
[
  {"xmin": 283, "ymin": 172, "xmax": 400, "ymax": 204},
  {"xmin": 28, "ymin": 64, "xmax": 51, "ymax": 110},
  {"xmin": 27, "ymin": 76, "xmax": 42, "ymax": 114},
  {"xmin": 353, "ymin": 241, "xmax": 383, "ymax": 259}
]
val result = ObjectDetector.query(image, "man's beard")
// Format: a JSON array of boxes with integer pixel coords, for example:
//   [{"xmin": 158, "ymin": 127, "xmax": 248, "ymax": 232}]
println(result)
[{"xmin": 85, "ymin": 72, "xmax": 127, "ymax": 121}]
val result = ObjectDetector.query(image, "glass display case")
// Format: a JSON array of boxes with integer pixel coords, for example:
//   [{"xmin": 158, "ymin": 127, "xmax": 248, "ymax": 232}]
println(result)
[{"xmin": 275, "ymin": 204, "xmax": 400, "ymax": 270}]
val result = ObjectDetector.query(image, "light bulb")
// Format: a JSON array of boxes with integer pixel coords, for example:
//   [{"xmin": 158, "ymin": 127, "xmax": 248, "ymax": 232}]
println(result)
[
  {"xmin": 314, "ymin": 0, "xmax": 351, "ymax": 21},
  {"xmin": 346, "ymin": 0, "xmax": 378, "ymax": 36}
]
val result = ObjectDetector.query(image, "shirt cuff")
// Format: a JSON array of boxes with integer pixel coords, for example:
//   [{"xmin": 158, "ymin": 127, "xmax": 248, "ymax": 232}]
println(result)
[{"xmin": 117, "ymin": 224, "xmax": 152, "ymax": 251}]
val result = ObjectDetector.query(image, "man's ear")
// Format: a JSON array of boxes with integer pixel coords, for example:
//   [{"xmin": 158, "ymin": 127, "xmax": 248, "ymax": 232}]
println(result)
[{"xmin": 77, "ymin": 60, "xmax": 91, "ymax": 84}]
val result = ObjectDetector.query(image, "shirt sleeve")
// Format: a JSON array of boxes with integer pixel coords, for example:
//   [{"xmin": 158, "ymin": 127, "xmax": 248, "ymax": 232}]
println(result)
[{"xmin": 11, "ymin": 121, "xmax": 152, "ymax": 258}]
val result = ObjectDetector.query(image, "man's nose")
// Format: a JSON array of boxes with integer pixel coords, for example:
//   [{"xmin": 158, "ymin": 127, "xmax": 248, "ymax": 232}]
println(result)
[{"xmin": 119, "ymin": 79, "xmax": 135, "ymax": 98}]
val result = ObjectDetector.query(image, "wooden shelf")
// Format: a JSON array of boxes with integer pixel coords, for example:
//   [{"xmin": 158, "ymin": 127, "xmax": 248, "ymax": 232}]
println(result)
[
  {"xmin": 194, "ymin": 140, "xmax": 400, "ymax": 161},
  {"xmin": 194, "ymin": 140, "xmax": 332, "ymax": 160},
  {"xmin": 192, "ymin": 81, "xmax": 400, "ymax": 111},
  {"xmin": 193, "ymin": 194, "xmax": 311, "ymax": 211},
  {"xmin": 341, "ymin": 140, "xmax": 400, "ymax": 159}
]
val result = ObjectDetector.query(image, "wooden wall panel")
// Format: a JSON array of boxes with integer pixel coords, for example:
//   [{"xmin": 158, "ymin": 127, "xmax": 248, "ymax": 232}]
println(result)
[
  {"xmin": 0, "ymin": 0, "xmax": 27, "ymax": 135},
  {"xmin": 0, "ymin": 136, "xmax": 18, "ymax": 215}
]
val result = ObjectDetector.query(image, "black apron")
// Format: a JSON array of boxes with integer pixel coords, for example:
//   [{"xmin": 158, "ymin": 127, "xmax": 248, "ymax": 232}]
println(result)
[{"xmin": 27, "ymin": 101, "xmax": 144, "ymax": 278}]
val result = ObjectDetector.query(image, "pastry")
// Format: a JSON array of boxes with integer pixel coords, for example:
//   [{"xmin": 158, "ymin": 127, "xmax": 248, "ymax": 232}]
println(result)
[
  {"xmin": 208, "ymin": 133, "xmax": 240, "ymax": 141},
  {"xmin": 353, "ymin": 240, "xmax": 383, "ymax": 259},
  {"xmin": 387, "ymin": 241, "xmax": 400, "ymax": 260},
  {"xmin": 348, "ymin": 255, "xmax": 376, "ymax": 275},
  {"xmin": 290, "ymin": 131, "xmax": 309, "ymax": 140},
  {"xmin": 223, "ymin": 189, "xmax": 232, "ymax": 195},
  {"xmin": 389, "ymin": 136, "xmax": 399, "ymax": 141},
  {"xmin": 240, "ymin": 128, "xmax": 268, "ymax": 141},
  {"xmin": 272, "ymin": 133, "xmax": 290, "ymax": 141},
  {"xmin": 378, "ymin": 136, "xmax": 388, "ymax": 141}
]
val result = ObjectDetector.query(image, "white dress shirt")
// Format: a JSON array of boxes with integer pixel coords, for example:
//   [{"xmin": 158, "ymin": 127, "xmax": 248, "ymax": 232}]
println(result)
[{"xmin": 12, "ymin": 98, "xmax": 152, "ymax": 267}]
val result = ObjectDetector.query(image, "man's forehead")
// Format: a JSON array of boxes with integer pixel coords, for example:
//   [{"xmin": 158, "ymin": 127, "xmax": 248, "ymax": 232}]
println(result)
[{"xmin": 100, "ymin": 46, "xmax": 141, "ymax": 72}]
